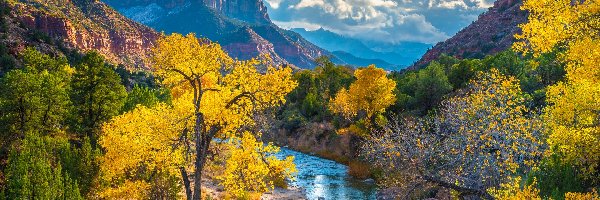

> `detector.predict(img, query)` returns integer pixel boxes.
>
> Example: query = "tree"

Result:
[70,51,126,146]
[284,57,353,121]
[391,62,453,116]
[99,33,297,199]
[217,132,296,198]
[330,65,396,123]
[412,62,453,114]
[121,84,170,113]
[514,0,600,180]
[4,133,83,200]
[99,103,187,199]
[363,70,544,198]
[0,48,71,143]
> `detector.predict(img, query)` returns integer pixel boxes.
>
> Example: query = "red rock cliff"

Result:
[11,0,161,69]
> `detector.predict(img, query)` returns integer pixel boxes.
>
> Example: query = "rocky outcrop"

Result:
[411,0,527,69]
[202,0,270,24]
[105,0,332,69]
[104,0,271,24]
[9,0,161,69]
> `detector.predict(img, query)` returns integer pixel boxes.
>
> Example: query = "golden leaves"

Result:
[217,132,296,197]
[330,65,397,120]
[100,33,298,197]
[516,0,600,176]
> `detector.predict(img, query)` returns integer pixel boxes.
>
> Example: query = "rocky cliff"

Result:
[105,0,333,69]
[202,0,270,24]
[411,0,527,69]
[5,0,161,69]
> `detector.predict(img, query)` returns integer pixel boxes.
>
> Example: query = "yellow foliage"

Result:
[152,33,297,138]
[515,0,600,176]
[330,65,396,120]
[99,180,150,200]
[217,132,296,198]
[488,176,541,200]
[100,33,298,198]
[99,103,189,198]
[565,189,600,200]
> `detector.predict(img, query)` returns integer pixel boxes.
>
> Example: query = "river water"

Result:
[275,147,378,200]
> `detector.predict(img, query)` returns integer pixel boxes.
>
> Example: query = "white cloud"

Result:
[264,0,284,9]
[264,0,494,44]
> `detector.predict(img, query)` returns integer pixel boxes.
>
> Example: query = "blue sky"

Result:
[263,0,495,44]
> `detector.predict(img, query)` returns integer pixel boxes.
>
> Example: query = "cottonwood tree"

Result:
[99,33,297,199]
[514,0,600,179]
[217,132,296,197]
[330,65,396,137]
[363,70,544,198]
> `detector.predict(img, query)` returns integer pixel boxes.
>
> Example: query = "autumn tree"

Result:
[218,132,296,198]
[99,33,297,199]
[70,51,126,146]
[99,103,188,199]
[363,70,544,198]
[330,65,396,125]
[514,0,600,180]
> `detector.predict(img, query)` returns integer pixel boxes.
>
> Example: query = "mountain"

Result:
[104,0,334,69]
[331,51,397,70]
[2,0,161,69]
[411,0,527,69]
[292,28,432,69]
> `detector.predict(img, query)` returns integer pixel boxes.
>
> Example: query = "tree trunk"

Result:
[181,167,192,200]
[192,113,203,200]
[192,113,211,200]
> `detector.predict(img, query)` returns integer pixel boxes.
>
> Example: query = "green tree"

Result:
[70,51,126,146]
[413,62,453,114]
[0,49,71,141]
[448,59,481,88]
[4,134,83,200]
[122,85,171,113]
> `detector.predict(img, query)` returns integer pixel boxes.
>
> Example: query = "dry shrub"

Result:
[348,160,371,179]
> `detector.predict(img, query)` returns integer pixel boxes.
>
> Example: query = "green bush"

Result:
[528,151,589,200]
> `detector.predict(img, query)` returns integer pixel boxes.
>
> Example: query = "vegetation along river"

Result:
[276,147,378,200]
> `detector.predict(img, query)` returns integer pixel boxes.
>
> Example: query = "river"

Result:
[275,147,378,200]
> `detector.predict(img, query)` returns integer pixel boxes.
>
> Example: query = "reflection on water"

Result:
[275,147,378,200]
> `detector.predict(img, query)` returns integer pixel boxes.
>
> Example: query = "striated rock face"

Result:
[105,0,333,69]
[9,0,161,69]
[411,0,527,69]
[202,0,270,24]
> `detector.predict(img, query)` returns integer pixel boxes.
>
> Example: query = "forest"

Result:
[0,0,598,199]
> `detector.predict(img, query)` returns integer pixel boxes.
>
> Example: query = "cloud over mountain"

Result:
[264,0,495,44]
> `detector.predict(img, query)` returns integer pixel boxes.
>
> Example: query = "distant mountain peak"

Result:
[104,0,333,69]
[202,0,270,24]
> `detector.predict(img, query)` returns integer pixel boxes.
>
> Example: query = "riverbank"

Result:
[201,178,307,200]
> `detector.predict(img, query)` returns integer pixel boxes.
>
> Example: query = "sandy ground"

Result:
[200,179,307,200]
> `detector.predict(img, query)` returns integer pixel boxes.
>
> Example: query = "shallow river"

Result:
[275,147,378,200]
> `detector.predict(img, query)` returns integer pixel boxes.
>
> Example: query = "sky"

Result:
[263,0,496,44]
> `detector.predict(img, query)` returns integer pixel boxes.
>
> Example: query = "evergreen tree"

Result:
[70,51,126,147]
[4,134,83,200]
